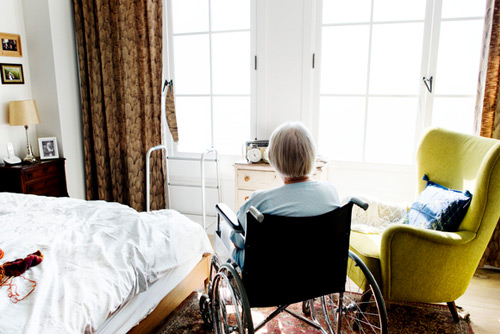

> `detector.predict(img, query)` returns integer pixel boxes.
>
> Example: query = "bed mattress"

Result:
[0,192,212,334]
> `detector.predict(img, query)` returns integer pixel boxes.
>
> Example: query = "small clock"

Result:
[246,144,262,163]
[244,140,269,163]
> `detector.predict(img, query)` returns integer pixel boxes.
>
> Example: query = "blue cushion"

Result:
[404,175,472,231]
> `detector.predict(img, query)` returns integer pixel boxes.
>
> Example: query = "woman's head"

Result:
[268,122,316,178]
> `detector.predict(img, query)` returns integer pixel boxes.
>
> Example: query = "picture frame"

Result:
[38,137,59,160]
[0,33,22,57]
[0,63,24,84]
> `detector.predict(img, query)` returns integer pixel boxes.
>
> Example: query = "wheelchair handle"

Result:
[349,197,369,211]
[248,206,264,223]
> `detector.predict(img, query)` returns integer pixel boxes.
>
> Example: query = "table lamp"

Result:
[8,100,41,163]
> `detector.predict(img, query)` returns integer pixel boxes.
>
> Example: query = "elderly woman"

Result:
[230,122,340,268]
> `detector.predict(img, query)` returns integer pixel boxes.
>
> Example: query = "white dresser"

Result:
[234,161,329,208]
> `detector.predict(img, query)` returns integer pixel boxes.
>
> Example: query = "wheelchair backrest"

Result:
[242,202,354,308]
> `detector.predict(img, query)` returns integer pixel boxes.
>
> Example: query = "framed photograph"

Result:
[38,137,59,160]
[0,63,24,84]
[0,33,22,57]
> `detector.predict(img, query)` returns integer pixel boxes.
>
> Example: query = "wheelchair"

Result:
[199,199,388,334]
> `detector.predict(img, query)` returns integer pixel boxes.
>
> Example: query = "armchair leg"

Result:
[447,301,460,322]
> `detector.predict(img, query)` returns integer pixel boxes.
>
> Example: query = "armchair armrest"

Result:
[382,224,476,246]
[380,224,477,302]
[216,203,244,234]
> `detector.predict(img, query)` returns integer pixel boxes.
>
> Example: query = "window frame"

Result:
[163,0,258,158]
[313,0,487,167]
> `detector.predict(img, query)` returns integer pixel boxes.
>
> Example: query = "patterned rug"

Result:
[152,291,473,334]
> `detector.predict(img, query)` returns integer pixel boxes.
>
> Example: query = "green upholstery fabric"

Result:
[349,232,382,287]
[349,127,500,304]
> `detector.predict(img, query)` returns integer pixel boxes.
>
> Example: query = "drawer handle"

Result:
[244,176,250,182]
[244,196,249,201]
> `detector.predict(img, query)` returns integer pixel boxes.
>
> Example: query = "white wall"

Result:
[45,0,85,199]
[0,0,35,162]
[0,0,85,199]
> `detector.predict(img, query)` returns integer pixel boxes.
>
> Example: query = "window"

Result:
[317,0,487,165]
[166,0,254,155]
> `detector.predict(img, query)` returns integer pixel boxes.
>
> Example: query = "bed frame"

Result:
[128,253,211,333]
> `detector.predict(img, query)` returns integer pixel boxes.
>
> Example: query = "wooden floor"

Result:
[456,267,500,334]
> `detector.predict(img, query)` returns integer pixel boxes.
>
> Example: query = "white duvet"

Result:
[0,192,212,334]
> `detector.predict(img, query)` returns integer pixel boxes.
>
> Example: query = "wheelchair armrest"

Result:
[216,203,244,234]
[349,197,369,211]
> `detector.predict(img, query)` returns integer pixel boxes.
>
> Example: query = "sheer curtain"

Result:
[73,0,165,211]
[476,0,500,267]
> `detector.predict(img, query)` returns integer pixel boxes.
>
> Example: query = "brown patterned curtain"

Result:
[477,0,500,267]
[73,0,166,211]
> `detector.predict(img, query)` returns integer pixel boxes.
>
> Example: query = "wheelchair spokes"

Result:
[337,252,387,334]
[211,263,254,334]
[304,254,386,334]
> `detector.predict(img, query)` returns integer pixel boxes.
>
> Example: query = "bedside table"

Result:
[0,158,68,197]
[234,161,328,207]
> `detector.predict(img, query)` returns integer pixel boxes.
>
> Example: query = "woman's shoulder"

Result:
[308,180,337,189]
[250,186,282,200]
[309,180,340,197]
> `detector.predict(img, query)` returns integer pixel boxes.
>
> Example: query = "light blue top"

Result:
[230,180,340,268]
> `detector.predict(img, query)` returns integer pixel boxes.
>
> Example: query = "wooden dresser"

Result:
[0,158,68,197]
[234,161,328,208]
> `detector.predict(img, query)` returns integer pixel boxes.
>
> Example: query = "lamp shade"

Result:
[8,100,40,126]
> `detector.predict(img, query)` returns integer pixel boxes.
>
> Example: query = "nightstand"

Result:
[0,158,68,197]
[234,161,328,207]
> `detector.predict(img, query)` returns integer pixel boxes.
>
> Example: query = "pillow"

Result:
[403,175,472,231]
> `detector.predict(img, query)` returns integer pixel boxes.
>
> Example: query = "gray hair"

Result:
[268,122,316,178]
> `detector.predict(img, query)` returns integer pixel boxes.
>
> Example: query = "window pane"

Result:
[176,97,211,153]
[434,20,483,95]
[212,32,250,94]
[321,25,370,95]
[173,35,211,95]
[365,97,418,164]
[442,0,487,19]
[171,0,209,34]
[432,97,475,135]
[213,97,250,154]
[318,97,365,162]
[322,0,371,24]
[211,0,250,31]
[369,23,424,95]
[373,0,426,22]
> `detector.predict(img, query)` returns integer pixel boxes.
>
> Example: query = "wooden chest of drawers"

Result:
[0,158,68,197]
[234,161,328,208]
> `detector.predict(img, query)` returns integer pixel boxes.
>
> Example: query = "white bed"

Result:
[0,192,212,334]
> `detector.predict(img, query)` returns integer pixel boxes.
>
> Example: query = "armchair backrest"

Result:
[416,127,500,237]
[241,202,354,308]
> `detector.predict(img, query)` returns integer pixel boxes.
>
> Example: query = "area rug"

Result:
[152,291,473,334]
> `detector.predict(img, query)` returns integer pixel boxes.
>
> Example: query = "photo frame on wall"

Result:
[38,137,59,160]
[0,63,24,84]
[0,33,22,57]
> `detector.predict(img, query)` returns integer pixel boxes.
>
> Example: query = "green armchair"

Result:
[348,127,500,321]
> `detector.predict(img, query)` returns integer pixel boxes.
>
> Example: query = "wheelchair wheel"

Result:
[322,251,387,334]
[211,263,254,334]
